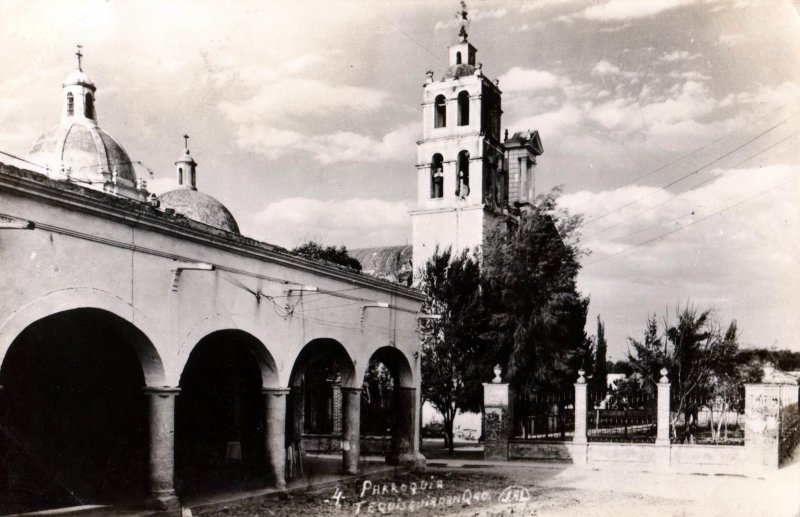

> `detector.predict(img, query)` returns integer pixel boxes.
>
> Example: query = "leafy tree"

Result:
[626,306,746,443]
[419,246,488,452]
[626,314,666,396]
[482,188,592,397]
[361,360,395,436]
[292,241,362,271]
[607,360,633,376]
[592,316,608,399]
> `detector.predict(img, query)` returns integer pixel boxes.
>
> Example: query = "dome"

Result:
[159,188,240,234]
[27,120,137,187]
[444,63,475,80]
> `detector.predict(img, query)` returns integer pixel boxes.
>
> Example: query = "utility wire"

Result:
[583,176,797,267]
[582,110,800,227]
[569,105,789,213]
[581,129,800,243]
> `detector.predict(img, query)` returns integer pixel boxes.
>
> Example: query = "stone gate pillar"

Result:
[387,387,426,469]
[744,383,782,468]
[341,387,361,474]
[573,370,588,465]
[655,368,671,467]
[143,386,180,511]
[483,365,511,461]
[263,388,290,488]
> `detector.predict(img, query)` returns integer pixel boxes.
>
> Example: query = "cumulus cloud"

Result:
[565,163,799,351]
[244,197,412,248]
[497,67,568,92]
[592,60,623,76]
[580,0,694,21]
[219,78,388,121]
[231,122,417,164]
[661,50,701,62]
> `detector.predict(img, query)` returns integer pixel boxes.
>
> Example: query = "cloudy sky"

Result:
[1,0,798,358]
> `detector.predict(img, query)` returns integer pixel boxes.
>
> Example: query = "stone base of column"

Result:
[571,441,588,465]
[145,491,180,512]
[654,442,671,468]
[386,451,427,471]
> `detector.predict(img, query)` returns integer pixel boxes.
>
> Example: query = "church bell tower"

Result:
[410,13,509,277]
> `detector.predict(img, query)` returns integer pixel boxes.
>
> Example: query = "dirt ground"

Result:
[193,461,799,517]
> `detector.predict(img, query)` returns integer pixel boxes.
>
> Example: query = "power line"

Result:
[582,110,800,228]
[581,129,800,243]
[583,176,797,267]
[569,105,789,213]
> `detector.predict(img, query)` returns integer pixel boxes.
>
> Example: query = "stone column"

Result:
[654,368,672,467]
[572,370,588,465]
[263,388,290,489]
[143,386,180,511]
[744,383,782,468]
[387,387,426,469]
[341,387,361,475]
[483,365,511,461]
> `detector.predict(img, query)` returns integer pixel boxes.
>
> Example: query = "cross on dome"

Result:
[183,134,190,149]
[76,44,83,71]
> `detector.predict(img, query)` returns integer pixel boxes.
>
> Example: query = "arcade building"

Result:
[0,50,425,512]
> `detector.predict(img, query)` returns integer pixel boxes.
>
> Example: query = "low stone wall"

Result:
[508,440,574,462]
[302,434,392,455]
[484,371,798,473]
[302,433,342,454]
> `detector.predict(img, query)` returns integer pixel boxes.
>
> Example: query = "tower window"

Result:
[178,167,184,185]
[456,51,462,64]
[430,154,444,199]
[456,150,470,198]
[434,95,446,128]
[84,93,94,119]
[191,169,196,187]
[457,91,470,126]
[66,93,74,116]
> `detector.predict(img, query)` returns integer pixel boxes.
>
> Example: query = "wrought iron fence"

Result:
[670,394,745,445]
[513,392,575,441]
[587,390,657,443]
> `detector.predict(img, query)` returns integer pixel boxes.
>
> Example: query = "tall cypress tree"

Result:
[593,315,608,399]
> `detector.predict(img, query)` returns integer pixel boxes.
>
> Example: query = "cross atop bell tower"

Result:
[76,44,83,71]
[458,1,469,42]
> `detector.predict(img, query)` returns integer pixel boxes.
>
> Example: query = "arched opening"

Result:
[456,51,462,64]
[456,150,470,198]
[457,91,470,126]
[434,95,446,128]
[361,347,416,465]
[66,93,74,117]
[288,339,357,476]
[175,330,271,496]
[0,309,152,511]
[430,154,444,199]
[84,93,94,119]
[178,167,184,185]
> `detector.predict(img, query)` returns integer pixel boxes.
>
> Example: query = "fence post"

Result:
[655,367,671,468]
[573,369,588,465]
[483,365,511,461]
